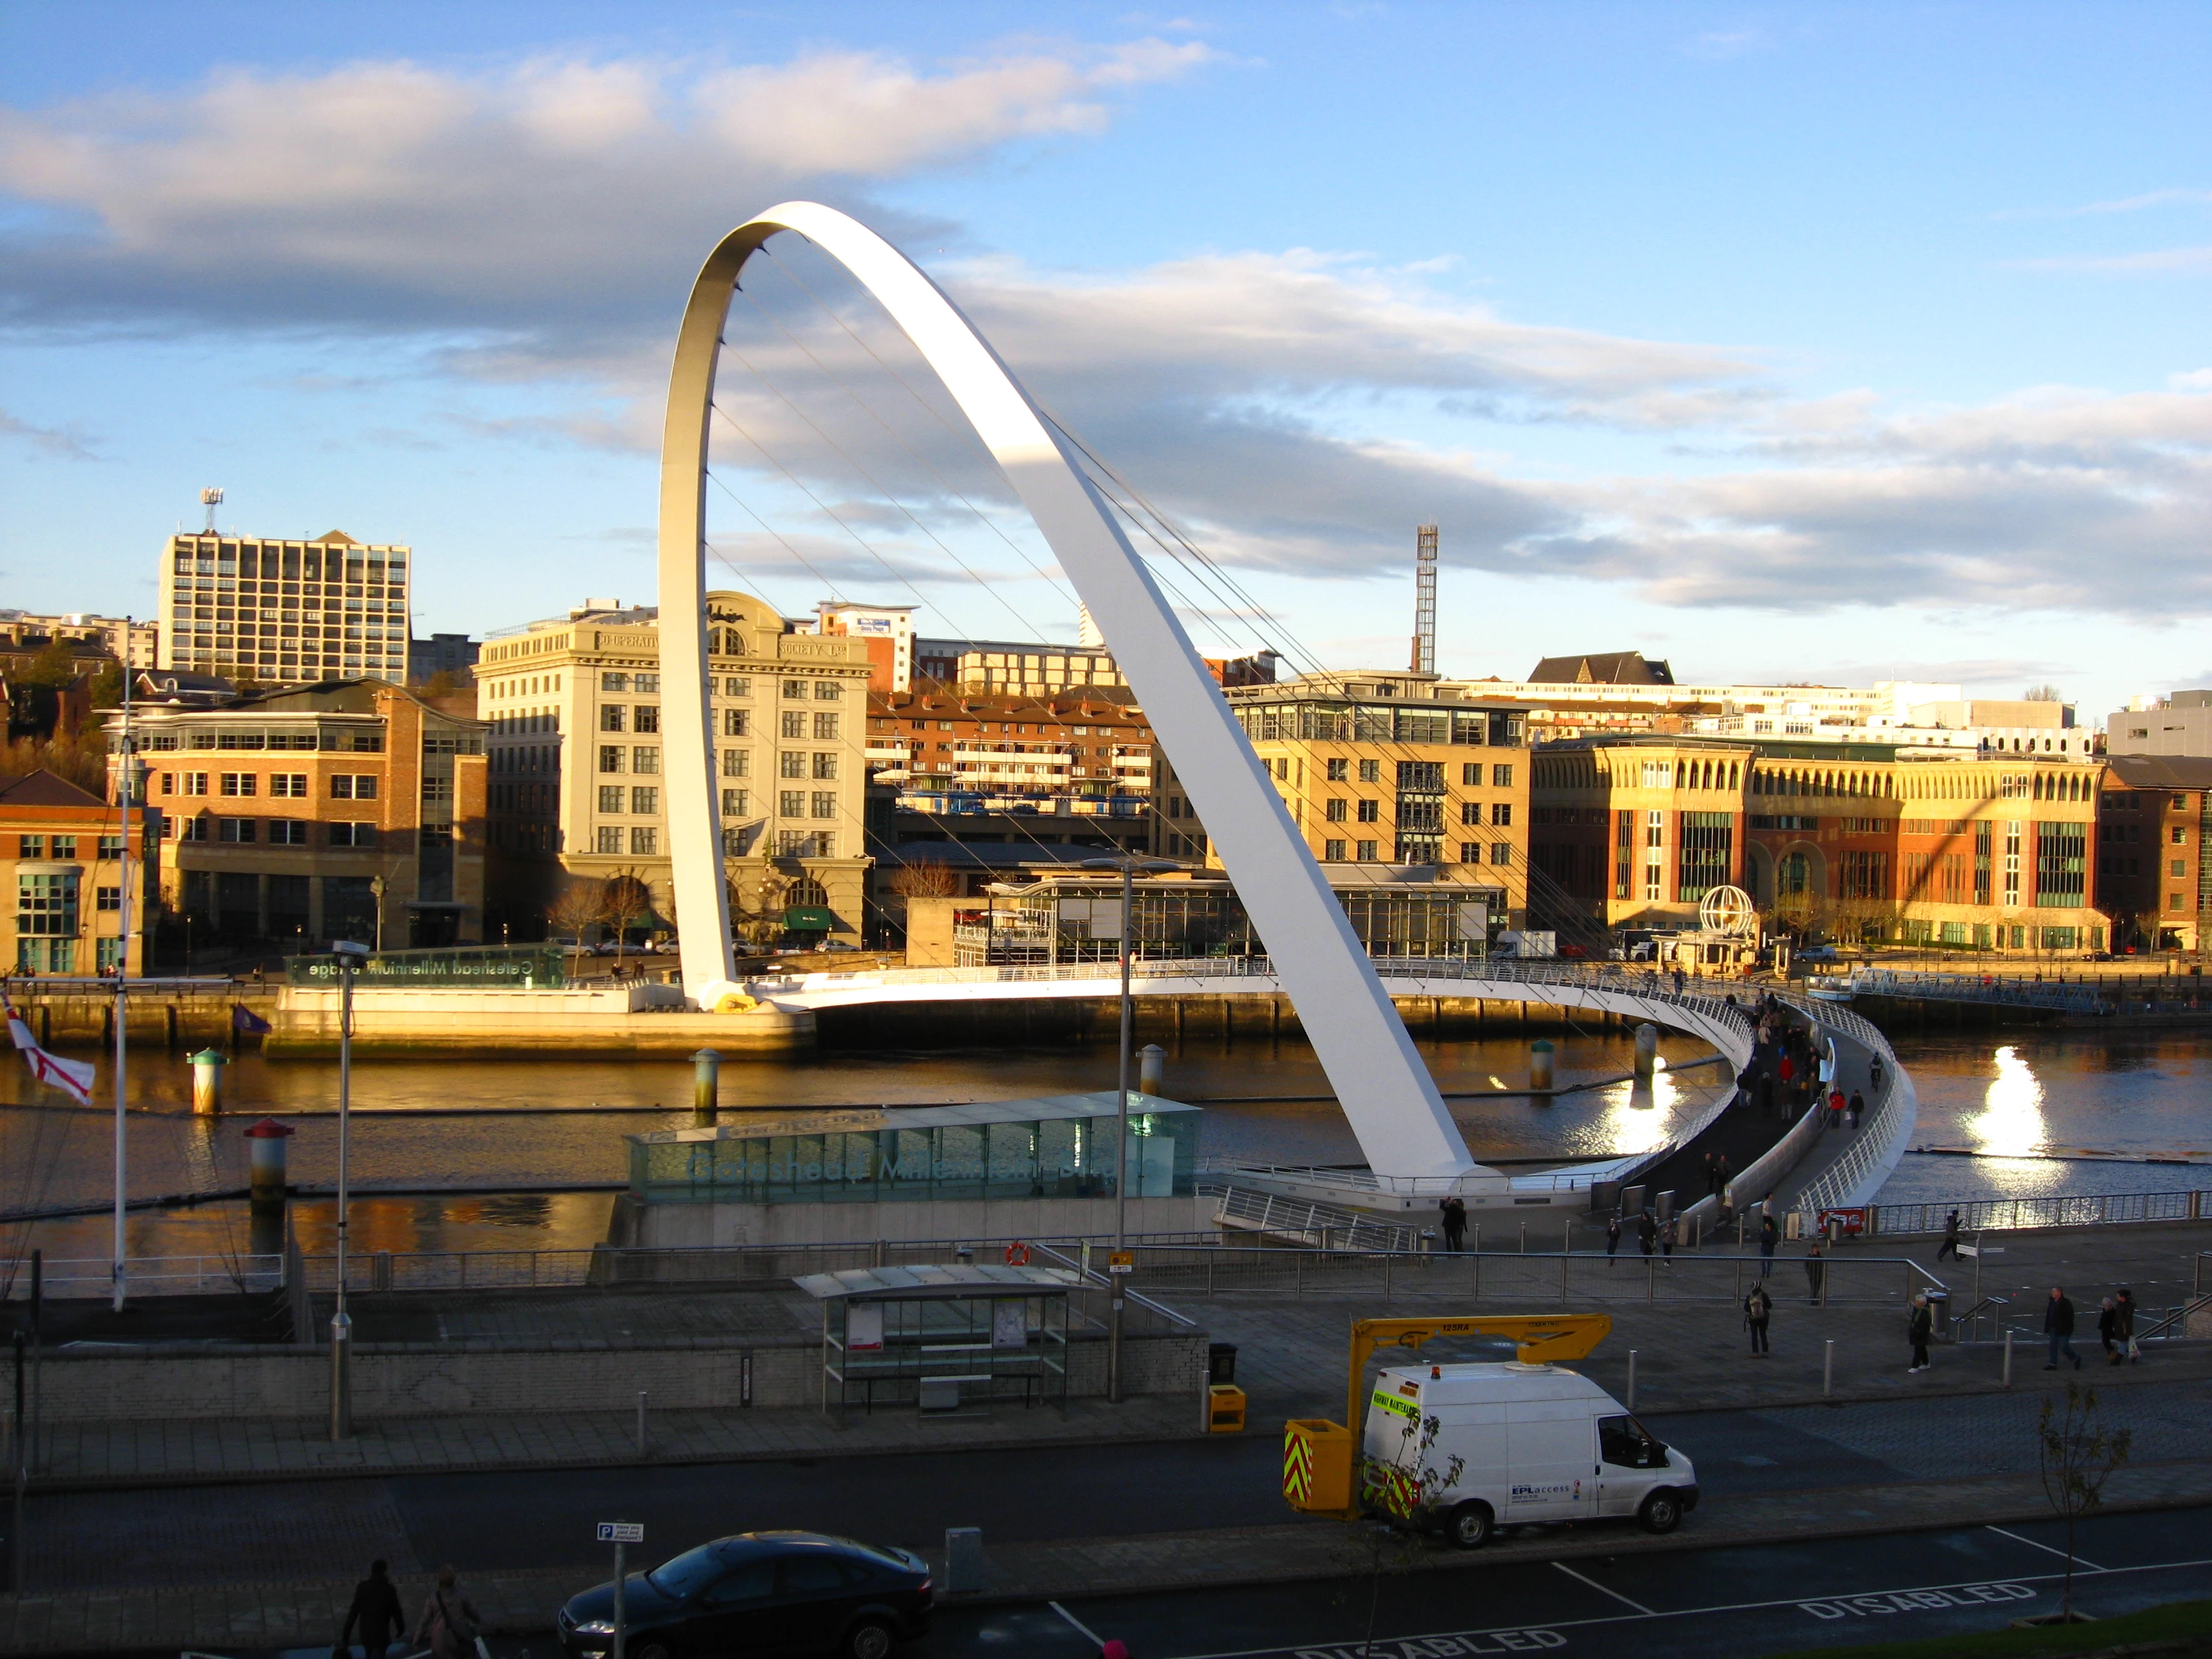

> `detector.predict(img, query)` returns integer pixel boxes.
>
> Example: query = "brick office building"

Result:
[2097,755,2212,951]
[1,771,158,975]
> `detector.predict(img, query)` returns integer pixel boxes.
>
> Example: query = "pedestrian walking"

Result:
[2043,1286,2083,1370]
[1660,1215,1676,1261]
[413,1568,483,1659]
[1672,966,1687,997]
[1702,1153,1717,1196]
[2117,1286,2142,1364]
[1637,1210,1657,1258]
[1805,1243,1826,1304]
[1908,1294,1933,1372]
[1715,1153,1732,1197]
[1847,1089,1865,1131]
[338,1559,405,1659]
[1758,1213,1778,1264]
[1744,1282,1773,1355]
[1757,1073,1776,1116]
[2097,1296,2121,1365]
[1935,1209,1962,1262]
[1605,1214,1622,1265]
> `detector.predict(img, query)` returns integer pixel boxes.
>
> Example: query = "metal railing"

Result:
[1843,969,2106,1013]
[0,1253,284,1298]
[1866,1189,2211,1236]
[1780,989,1917,1218]
[1208,1185,1418,1252]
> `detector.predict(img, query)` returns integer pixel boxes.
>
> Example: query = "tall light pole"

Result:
[1081,854,1177,1404]
[329,939,367,1439]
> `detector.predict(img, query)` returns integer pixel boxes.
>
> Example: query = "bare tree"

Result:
[2024,683,2065,703]
[2037,1381,2131,1620]
[546,879,613,948]
[602,871,657,967]
[886,858,959,900]
[730,867,793,954]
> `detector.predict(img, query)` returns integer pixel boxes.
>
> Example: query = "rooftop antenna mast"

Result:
[200,487,224,534]
[1410,523,1437,674]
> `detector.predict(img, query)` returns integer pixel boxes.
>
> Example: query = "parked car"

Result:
[557,1532,932,1659]
[1795,944,1841,962]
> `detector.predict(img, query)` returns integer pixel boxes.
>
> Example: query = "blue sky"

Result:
[3,2,2207,718]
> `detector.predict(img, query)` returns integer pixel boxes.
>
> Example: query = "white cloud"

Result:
[2011,246,2212,275]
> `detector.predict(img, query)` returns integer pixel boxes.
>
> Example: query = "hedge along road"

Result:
[907,1508,2212,1659]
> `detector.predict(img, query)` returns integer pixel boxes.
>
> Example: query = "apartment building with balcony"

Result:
[125,680,485,951]
[158,529,410,683]
[478,591,873,945]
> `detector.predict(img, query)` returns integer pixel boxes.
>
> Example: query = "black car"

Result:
[556,1531,933,1659]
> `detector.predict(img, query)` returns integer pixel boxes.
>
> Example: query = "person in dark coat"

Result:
[1908,1294,1933,1372]
[2117,1286,2141,1364]
[1847,1089,1865,1130]
[1744,1282,1772,1354]
[339,1559,405,1659]
[1805,1243,1826,1304]
[1936,1210,1962,1261]
[2044,1287,2082,1370]
[1637,1210,1657,1258]
[1758,1213,1778,1263]
[2097,1296,2121,1364]
[1605,1214,1622,1265]
[1439,1195,1467,1252]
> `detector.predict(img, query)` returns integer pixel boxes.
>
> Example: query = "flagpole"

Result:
[112,634,133,1313]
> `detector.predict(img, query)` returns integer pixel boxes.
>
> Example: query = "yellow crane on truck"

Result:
[1282,1313,1613,1521]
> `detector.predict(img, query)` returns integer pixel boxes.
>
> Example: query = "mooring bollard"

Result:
[1824,1338,1834,1396]
[1634,1023,1658,1082]
[1530,1038,1555,1092]
[243,1118,294,1213]
[1626,1349,1638,1410]
[2003,1330,2013,1389]
[692,1048,721,1126]
[1139,1044,1166,1096]
[190,1048,226,1115]
[636,1390,649,1455]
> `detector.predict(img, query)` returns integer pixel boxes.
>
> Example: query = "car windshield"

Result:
[646,1544,727,1600]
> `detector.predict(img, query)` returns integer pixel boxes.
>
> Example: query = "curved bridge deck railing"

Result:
[1843,968,2104,1014]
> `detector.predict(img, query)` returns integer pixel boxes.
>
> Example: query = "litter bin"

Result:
[1926,1289,1950,1340]
[1208,1343,1238,1385]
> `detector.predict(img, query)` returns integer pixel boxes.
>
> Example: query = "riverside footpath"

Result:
[4,1218,2210,1655]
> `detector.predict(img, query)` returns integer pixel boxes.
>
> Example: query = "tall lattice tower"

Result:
[1410,523,1438,674]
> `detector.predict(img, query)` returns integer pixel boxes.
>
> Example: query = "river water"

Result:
[1,1023,2205,1267]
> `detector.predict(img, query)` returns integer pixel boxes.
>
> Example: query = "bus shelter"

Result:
[794,1263,1076,1418]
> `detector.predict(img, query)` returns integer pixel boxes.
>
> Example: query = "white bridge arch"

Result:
[655,201,1476,1180]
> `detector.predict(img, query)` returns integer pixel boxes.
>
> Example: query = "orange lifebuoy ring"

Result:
[1004,1241,1031,1267]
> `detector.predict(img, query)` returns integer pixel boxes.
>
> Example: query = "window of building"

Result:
[1490,841,1512,865]
[2035,823,2087,907]
[783,679,809,700]
[1492,764,1514,788]
[724,677,750,698]
[1324,839,1347,861]
[1357,799,1380,823]
[330,775,378,799]
[628,786,658,816]
[634,706,659,735]
[268,773,307,798]
[1490,802,1513,826]
[1326,798,1348,823]
[780,710,806,739]
[811,792,837,819]
[815,680,842,701]
[600,672,630,691]
[813,712,840,741]
[1357,759,1380,784]
[98,835,123,858]
[219,773,258,797]
[1326,758,1349,781]
[780,752,806,779]
[600,705,627,732]
[724,709,750,737]
[779,790,806,818]
[329,823,378,848]
[630,827,657,855]
[598,785,625,813]
[1677,811,1733,903]
[722,789,749,817]
[1355,839,1378,861]
[722,750,750,777]
[631,746,659,775]
[95,884,121,912]
[598,745,624,774]
[422,777,453,804]
[635,674,659,693]
[15,835,43,858]
[596,825,622,854]
[218,817,256,843]
[269,821,309,846]
[813,753,838,780]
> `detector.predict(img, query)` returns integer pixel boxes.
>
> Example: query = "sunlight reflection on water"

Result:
[1966,1044,2048,1158]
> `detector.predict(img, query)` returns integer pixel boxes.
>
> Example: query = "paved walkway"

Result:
[9,1452,2212,1655]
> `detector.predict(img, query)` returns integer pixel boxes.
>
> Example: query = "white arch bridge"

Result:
[741,959,1916,1218]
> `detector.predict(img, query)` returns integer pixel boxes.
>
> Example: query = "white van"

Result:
[1360,1360,1698,1549]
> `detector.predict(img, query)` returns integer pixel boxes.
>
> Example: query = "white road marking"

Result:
[1155,1555,2212,1659]
[1052,1599,1107,1646]
[1552,1559,1656,1614]
[1985,1524,2104,1572]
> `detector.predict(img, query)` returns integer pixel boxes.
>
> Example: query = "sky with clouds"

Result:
[2,1,2207,720]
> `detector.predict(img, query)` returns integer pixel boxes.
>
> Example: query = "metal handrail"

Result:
[0,1252,283,1298]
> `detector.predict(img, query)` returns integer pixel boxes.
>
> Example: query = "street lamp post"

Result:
[1081,854,1178,1404]
[329,939,367,1439]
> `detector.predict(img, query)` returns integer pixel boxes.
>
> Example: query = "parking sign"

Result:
[597,1521,644,1544]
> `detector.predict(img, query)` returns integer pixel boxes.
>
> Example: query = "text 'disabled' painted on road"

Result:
[1799,1582,2035,1620]
[1294,1634,1568,1658]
